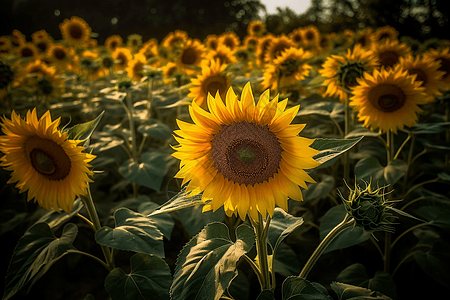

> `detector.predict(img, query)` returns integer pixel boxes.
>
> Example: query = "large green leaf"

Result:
[330,282,392,300]
[148,186,206,216]
[354,157,408,186]
[268,208,304,254]
[3,223,78,300]
[170,222,255,300]
[66,111,105,143]
[138,200,175,240]
[95,208,164,257]
[105,253,171,300]
[119,150,167,191]
[137,120,172,140]
[34,198,84,231]
[256,290,276,300]
[311,137,363,167]
[282,276,332,300]
[273,242,301,277]
[319,205,370,253]
[176,204,225,237]
[336,263,397,300]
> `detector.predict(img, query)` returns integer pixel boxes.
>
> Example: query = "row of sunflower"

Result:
[1,15,450,300]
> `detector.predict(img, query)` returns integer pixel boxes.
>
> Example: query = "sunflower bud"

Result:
[339,181,396,233]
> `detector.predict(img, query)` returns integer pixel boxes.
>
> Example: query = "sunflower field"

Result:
[1,9,450,300]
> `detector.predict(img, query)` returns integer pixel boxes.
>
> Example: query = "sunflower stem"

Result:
[126,91,139,162]
[299,213,353,279]
[250,214,273,291]
[80,186,115,271]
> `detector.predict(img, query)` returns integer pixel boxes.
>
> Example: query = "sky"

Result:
[260,0,311,15]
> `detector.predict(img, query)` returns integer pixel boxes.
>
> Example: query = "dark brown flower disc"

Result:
[210,121,282,185]
[369,83,406,112]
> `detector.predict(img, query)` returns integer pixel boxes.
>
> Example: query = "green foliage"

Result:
[137,120,172,140]
[330,282,392,300]
[3,223,78,300]
[282,276,332,300]
[354,157,408,186]
[66,111,105,144]
[170,222,255,300]
[311,137,363,167]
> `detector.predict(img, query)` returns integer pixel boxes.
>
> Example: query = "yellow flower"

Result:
[247,21,266,37]
[349,67,427,134]
[373,25,399,42]
[0,109,95,212]
[105,35,123,52]
[398,55,446,102]
[47,43,73,70]
[176,39,205,75]
[302,25,321,49]
[242,35,259,52]
[161,62,178,85]
[354,28,375,49]
[289,27,305,47]
[262,47,312,92]
[172,82,320,221]
[112,47,133,71]
[31,30,54,53]
[255,34,275,68]
[319,45,379,102]
[188,59,230,109]
[205,34,219,51]
[126,53,147,82]
[423,47,450,87]
[162,30,188,51]
[204,44,237,65]
[218,32,241,52]
[264,35,295,63]
[126,34,143,52]
[16,42,39,59]
[59,16,92,47]
[371,39,412,69]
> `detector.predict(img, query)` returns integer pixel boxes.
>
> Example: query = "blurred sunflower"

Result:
[218,32,241,52]
[242,35,259,52]
[349,67,427,133]
[59,16,92,47]
[105,35,123,52]
[126,34,143,53]
[204,44,237,65]
[262,47,312,92]
[23,60,62,94]
[126,53,147,82]
[371,39,412,69]
[373,25,399,42]
[161,62,178,85]
[0,109,95,212]
[205,34,219,51]
[256,34,274,67]
[138,42,159,66]
[0,36,13,54]
[47,43,73,70]
[162,30,188,51]
[112,47,133,71]
[423,47,450,87]
[16,42,39,59]
[172,82,320,221]
[319,45,379,102]
[31,30,54,53]
[289,27,304,47]
[354,28,375,49]
[176,39,205,75]
[398,55,446,102]
[264,35,295,63]
[11,29,26,47]
[188,59,230,109]
[247,20,265,37]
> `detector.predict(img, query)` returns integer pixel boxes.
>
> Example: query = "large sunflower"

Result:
[349,67,427,134]
[172,82,320,221]
[0,109,95,212]
[319,45,379,102]
[59,16,92,47]
[262,47,312,92]
[398,55,446,103]
[188,59,230,109]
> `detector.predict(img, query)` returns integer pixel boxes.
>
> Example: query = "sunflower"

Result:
[59,16,92,47]
[218,32,241,52]
[162,30,189,51]
[289,28,305,47]
[242,35,259,52]
[22,60,62,94]
[262,47,312,92]
[105,35,123,52]
[112,47,133,71]
[371,39,412,69]
[176,39,205,75]
[16,42,39,59]
[256,34,275,67]
[349,67,427,134]
[188,59,230,109]
[264,35,295,63]
[126,34,143,53]
[354,28,375,49]
[172,82,320,221]
[0,108,95,212]
[31,30,54,53]
[423,47,450,87]
[398,55,446,102]
[247,21,266,37]
[0,36,13,54]
[138,42,159,66]
[319,45,379,102]
[47,43,73,70]
[205,34,219,51]
[373,25,399,42]
[126,53,147,82]
[11,29,26,47]
[302,25,321,49]
[161,62,178,85]
[204,44,237,65]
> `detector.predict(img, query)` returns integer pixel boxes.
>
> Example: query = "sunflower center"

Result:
[69,25,83,39]
[210,122,282,185]
[338,63,366,88]
[26,136,71,180]
[37,42,47,52]
[409,68,428,86]
[54,49,66,60]
[305,31,315,41]
[203,75,227,97]
[378,51,399,67]
[369,84,406,112]
[280,59,299,77]
[181,47,198,65]
[21,47,34,57]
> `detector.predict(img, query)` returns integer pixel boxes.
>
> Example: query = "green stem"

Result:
[80,186,115,271]
[250,214,272,291]
[299,214,354,279]
[66,249,110,270]
[126,91,138,161]
[393,134,411,160]
[386,130,394,164]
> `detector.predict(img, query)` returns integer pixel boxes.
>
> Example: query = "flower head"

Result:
[0,109,96,212]
[172,82,320,222]
[59,16,92,47]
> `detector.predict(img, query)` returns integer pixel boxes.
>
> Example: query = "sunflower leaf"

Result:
[170,222,255,300]
[268,208,304,254]
[95,208,164,257]
[34,198,84,231]
[148,186,207,216]
[137,120,172,140]
[282,276,332,300]
[3,222,78,300]
[66,110,105,142]
[330,282,393,300]
[104,253,171,300]
[354,157,408,186]
[311,137,363,167]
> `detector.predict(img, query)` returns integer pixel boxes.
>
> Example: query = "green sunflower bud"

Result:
[339,181,396,233]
